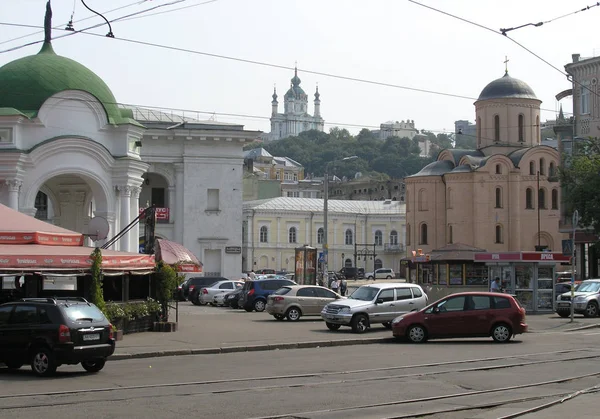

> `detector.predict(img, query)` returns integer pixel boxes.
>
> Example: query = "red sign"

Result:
[474,253,521,262]
[139,207,170,221]
[0,254,154,270]
[0,232,83,246]
[475,252,571,262]
[521,252,571,262]
[178,264,202,272]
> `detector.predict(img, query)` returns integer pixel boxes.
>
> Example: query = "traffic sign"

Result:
[562,239,573,257]
[318,252,324,263]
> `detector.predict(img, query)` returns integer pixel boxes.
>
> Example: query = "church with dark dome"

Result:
[404,69,565,258]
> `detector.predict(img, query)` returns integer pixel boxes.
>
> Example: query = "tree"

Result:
[560,137,600,237]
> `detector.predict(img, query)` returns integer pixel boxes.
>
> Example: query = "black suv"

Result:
[239,278,296,312]
[188,277,229,305]
[0,297,115,377]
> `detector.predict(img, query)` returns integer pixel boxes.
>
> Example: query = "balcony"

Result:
[384,243,404,253]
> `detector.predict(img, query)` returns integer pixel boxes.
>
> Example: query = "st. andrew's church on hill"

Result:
[405,69,565,255]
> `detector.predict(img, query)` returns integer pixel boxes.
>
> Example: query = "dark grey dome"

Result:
[478,72,538,101]
[408,160,454,177]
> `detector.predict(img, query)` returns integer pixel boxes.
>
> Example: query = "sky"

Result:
[0,0,597,136]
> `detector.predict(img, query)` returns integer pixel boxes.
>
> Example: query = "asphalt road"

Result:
[2,327,600,419]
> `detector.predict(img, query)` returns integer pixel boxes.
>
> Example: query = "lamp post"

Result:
[323,156,358,284]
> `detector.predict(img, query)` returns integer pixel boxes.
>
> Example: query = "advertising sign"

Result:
[295,246,317,285]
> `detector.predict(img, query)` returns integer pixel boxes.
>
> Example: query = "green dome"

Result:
[0,42,133,125]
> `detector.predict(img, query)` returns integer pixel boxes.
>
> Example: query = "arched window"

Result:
[529,161,535,175]
[374,259,383,270]
[526,188,534,209]
[495,164,502,174]
[495,225,503,244]
[406,190,410,212]
[345,229,353,245]
[495,187,502,208]
[518,114,524,142]
[418,188,428,211]
[407,224,411,245]
[390,230,398,245]
[539,158,546,175]
[317,227,324,244]
[345,259,353,268]
[259,226,268,243]
[34,191,48,220]
[420,223,428,245]
[288,227,297,243]
[552,189,559,210]
[446,187,453,209]
[494,115,500,142]
[549,162,556,177]
[374,230,383,246]
[477,117,482,147]
[538,188,546,209]
[448,225,453,244]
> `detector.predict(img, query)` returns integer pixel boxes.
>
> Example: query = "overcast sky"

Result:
[0,0,596,136]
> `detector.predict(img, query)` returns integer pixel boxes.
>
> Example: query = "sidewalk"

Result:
[111,304,600,361]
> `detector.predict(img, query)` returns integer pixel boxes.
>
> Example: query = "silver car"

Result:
[556,279,600,318]
[198,280,243,305]
[321,283,428,333]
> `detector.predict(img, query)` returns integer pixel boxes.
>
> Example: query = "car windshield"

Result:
[576,282,600,293]
[349,286,378,301]
[63,304,105,322]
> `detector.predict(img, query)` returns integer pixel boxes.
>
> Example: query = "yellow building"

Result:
[242,197,406,274]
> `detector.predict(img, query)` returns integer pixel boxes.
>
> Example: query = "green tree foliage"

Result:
[154,261,179,321]
[454,132,477,149]
[89,248,106,313]
[560,138,600,236]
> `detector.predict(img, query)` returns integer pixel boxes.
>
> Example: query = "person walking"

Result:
[339,278,347,296]
[249,270,256,280]
[330,276,340,293]
[491,277,502,292]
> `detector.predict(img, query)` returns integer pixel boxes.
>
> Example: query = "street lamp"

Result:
[323,156,358,284]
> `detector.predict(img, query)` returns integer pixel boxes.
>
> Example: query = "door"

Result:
[296,287,319,315]
[394,288,416,314]
[463,295,493,335]
[372,288,396,322]
[424,295,467,338]
[4,305,39,360]
[315,287,339,312]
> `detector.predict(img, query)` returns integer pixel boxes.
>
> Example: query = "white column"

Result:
[130,187,141,253]
[117,185,132,252]
[5,179,22,211]
[174,163,184,244]
[167,185,176,225]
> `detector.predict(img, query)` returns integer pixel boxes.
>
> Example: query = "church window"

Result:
[494,115,500,142]
[374,230,383,246]
[317,227,324,244]
[419,223,428,245]
[495,164,502,174]
[406,224,411,245]
[477,117,482,148]
[549,162,556,177]
[418,188,428,211]
[448,225,453,244]
[495,187,502,208]
[529,161,535,175]
[525,188,534,209]
[538,188,546,209]
[551,189,559,210]
[288,227,297,243]
[34,191,48,220]
[518,114,524,142]
[345,229,353,245]
[539,158,545,175]
[495,225,503,244]
[260,226,268,243]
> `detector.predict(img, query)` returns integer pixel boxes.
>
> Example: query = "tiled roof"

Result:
[243,197,405,215]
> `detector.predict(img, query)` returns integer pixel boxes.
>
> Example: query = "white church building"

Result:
[0,10,260,278]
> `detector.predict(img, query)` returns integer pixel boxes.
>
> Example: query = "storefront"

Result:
[474,252,572,313]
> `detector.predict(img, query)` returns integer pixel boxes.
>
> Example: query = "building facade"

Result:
[405,71,565,256]
[242,197,406,274]
[373,120,418,141]
[0,23,260,278]
[565,53,600,139]
[266,68,324,141]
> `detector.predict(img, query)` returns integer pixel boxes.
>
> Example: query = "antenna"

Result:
[87,216,110,241]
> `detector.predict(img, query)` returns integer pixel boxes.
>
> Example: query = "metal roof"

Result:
[243,197,405,215]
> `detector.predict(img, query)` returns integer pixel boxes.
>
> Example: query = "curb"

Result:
[564,323,600,332]
[109,337,391,361]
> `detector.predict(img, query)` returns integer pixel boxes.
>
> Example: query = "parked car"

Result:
[197,280,242,305]
[556,279,600,318]
[224,288,244,309]
[179,275,214,301]
[0,297,115,376]
[320,283,428,333]
[365,268,395,280]
[339,267,364,280]
[266,285,343,321]
[255,269,276,275]
[391,292,527,343]
[188,277,229,305]
[239,278,296,312]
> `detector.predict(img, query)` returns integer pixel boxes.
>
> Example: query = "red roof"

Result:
[0,203,83,246]
[155,239,201,267]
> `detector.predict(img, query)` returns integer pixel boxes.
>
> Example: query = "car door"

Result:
[372,288,396,322]
[423,295,467,338]
[314,287,339,313]
[462,295,493,335]
[0,305,14,360]
[296,287,319,315]
[394,288,416,314]
[217,281,234,297]
[4,304,39,358]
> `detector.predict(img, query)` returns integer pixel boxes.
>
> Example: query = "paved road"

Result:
[2,309,600,418]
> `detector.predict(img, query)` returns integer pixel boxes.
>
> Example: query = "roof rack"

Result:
[20,297,89,304]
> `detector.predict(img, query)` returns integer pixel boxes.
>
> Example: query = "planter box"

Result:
[153,321,178,332]
[114,329,124,341]
[123,316,153,334]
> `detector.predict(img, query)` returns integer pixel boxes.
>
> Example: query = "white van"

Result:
[365,268,395,280]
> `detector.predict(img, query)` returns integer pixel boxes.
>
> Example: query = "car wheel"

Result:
[81,359,106,373]
[386,275,392,279]
[583,302,599,318]
[368,276,374,280]
[557,311,570,318]
[286,307,302,322]
[31,347,57,377]
[5,360,23,369]
[407,325,427,343]
[326,322,341,331]
[273,314,285,321]
[254,299,266,312]
[382,322,392,330]
[351,314,369,333]
[491,323,512,343]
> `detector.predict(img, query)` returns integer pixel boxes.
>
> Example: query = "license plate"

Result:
[83,333,100,341]
[558,303,570,307]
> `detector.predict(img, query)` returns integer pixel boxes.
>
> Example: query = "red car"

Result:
[392,292,527,343]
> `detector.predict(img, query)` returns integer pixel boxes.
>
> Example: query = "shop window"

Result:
[345,259,353,268]
[449,264,463,285]
[525,188,534,209]
[152,187,166,207]
[420,223,428,245]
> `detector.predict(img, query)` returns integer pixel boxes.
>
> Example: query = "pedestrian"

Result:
[249,270,256,280]
[491,277,501,292]
[339,278,347,296]
[330,276,340,293]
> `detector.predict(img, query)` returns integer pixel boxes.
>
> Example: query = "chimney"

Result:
[572,54,580,63]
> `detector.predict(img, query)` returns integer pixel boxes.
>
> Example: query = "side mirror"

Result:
[375,298,384,304]
[433,307,440,314]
